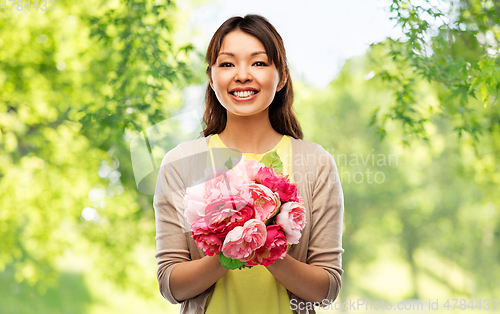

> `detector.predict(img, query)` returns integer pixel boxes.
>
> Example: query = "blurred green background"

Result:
[0,0,499,313]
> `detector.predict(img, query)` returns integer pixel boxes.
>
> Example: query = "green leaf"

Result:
[224,157,233,169]
[260,150,283,174]
[264,204,281,225]
[480,83,488,106]
[219,252,245,270]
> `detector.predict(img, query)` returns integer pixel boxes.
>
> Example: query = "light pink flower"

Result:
[232,156,265,183]
[184,181,207,225]
[248,224,287,266]
[184,165,248,224]
[238,183,281,221]
[191,218,223,256]
[204,195,254,237]
[275,202,306,244]
[221,219,267,261]
[204,167,244,204]
[255,167,299,202]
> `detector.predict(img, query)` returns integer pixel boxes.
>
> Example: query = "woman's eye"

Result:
[218,61,267,67]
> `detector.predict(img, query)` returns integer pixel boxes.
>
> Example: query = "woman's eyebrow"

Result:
[218,51,267,57]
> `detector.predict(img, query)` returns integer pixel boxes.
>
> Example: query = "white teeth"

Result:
[232,90,256,98]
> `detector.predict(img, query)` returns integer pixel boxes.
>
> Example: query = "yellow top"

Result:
[204,134,294,314]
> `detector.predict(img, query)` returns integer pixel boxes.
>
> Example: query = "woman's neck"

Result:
[218,111,283,154]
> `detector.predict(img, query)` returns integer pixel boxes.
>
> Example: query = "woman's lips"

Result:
[229,91,259,102]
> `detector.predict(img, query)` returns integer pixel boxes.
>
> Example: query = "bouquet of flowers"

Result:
[183,151,306,269]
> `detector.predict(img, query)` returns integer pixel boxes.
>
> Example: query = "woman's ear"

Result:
[209,77,214,91]
[277,77,287,92]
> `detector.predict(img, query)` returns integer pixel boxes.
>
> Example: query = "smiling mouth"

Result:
[230,90,259,98]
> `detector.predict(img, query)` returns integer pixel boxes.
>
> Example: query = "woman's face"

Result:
[210,30,284,118]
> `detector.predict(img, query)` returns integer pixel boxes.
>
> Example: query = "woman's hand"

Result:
[265,254,330,303]
[170,254,229,302]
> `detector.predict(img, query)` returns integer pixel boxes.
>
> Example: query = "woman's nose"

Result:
[234,66,252,83]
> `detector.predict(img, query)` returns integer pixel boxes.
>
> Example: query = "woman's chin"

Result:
[227,108,268,118]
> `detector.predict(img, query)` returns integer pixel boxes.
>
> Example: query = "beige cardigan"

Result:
[154,135,344,314]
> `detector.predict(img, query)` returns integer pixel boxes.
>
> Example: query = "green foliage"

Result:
[81,0,200,141]
[373,0,500,145]
[0,265,92,314]
[0,0,200,297]
[260,150,283,174]
[219,252,245,270]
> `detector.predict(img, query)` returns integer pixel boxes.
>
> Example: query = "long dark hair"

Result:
[201,14,303,139]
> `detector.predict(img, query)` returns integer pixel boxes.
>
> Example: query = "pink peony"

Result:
[221,219,267,261]
[184,181,208,225]
[255,167,299,202]
[238,183,281,221]
[191,218,223,256]
[248,224,287,266]
[232,156,265,183]
[204,195,254,237]
[204,166,244,204]
[275,202,306,244]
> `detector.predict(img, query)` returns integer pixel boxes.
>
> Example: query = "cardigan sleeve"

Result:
[153,149,191,304]
[306,144,344,303]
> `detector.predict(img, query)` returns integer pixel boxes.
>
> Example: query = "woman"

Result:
[154,14,344,314]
